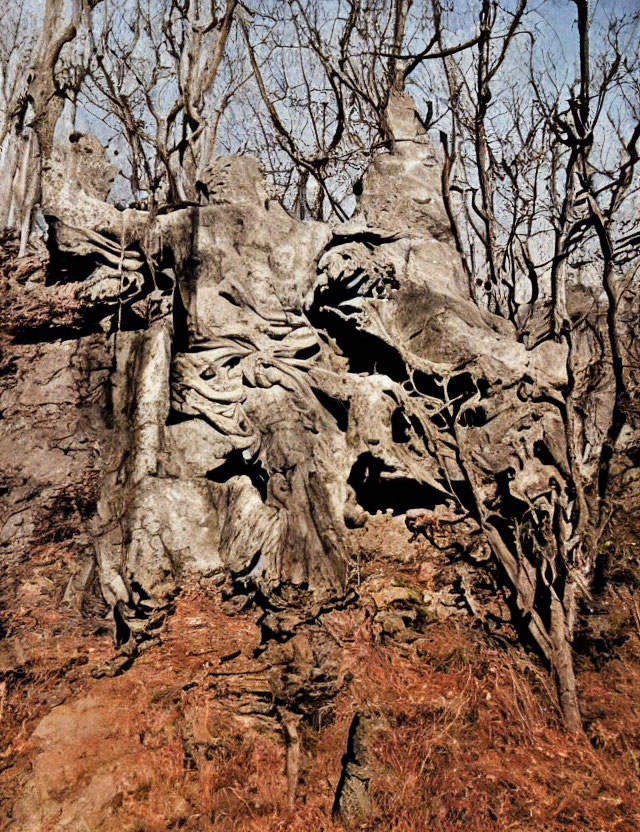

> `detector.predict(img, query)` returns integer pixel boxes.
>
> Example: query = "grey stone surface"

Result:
[2,93,629,691]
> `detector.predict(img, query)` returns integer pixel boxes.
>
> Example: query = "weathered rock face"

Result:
[40,137,353,611]
[3,94,616,687]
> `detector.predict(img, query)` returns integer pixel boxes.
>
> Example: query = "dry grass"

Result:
[356,635,640,832]
[4,540,640,831]
[114,594,640,832]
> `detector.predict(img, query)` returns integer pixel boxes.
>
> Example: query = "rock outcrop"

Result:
[1,94,627,729]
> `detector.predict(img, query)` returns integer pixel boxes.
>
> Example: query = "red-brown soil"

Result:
[1,512,640,832]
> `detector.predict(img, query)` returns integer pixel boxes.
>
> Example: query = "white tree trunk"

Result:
[0,133,21,233]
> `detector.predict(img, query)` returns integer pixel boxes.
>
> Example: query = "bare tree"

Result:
[429,0,640,731]
[81,0,240,208]
[0,0,102,253]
